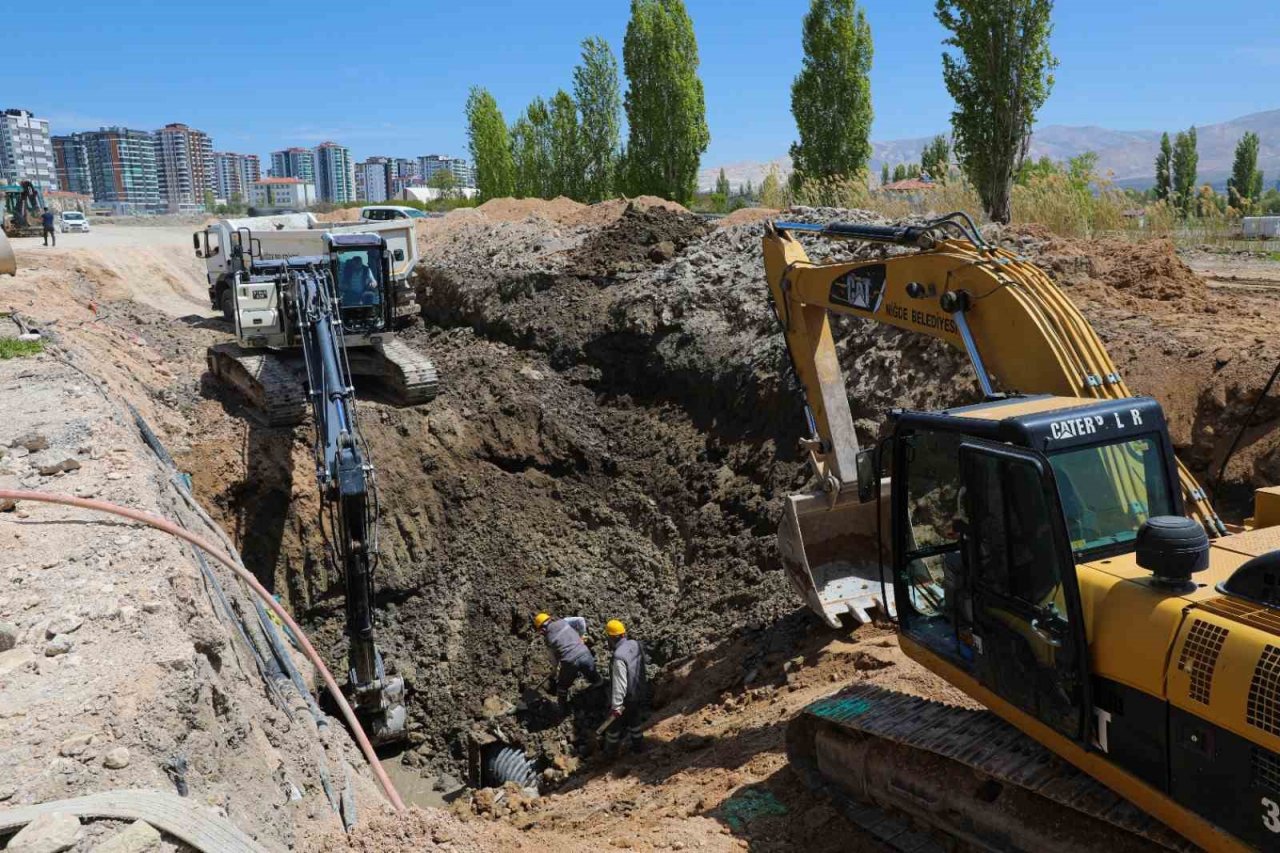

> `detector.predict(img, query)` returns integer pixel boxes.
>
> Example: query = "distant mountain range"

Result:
[700,109,1280,193]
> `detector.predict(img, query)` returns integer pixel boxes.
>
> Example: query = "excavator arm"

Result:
[764,216,1223,625]
[291,261,406,744]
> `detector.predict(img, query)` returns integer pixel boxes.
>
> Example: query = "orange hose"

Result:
[0,489,406,812]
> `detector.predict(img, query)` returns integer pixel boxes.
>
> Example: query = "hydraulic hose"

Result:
[0,489,406,813]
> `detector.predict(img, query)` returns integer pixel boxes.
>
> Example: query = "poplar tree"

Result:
[466,87,514,200]
[622,0,710,203]
[549,90,582,199]
[1228,131,1263,211]
[1154,132,1172,202]
[920,135,951,181]
[880,162,890,186]
[511,98,552,199]
[574,37,622,203]
[1171,126,1199,217]
[789,0,874,185]
[936,0,1057,222]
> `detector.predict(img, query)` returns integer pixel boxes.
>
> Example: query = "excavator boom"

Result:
[764,216,1223,627]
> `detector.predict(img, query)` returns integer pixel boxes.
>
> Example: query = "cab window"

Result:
[1049,435,1173,554]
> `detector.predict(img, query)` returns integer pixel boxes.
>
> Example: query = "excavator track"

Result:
[206,342,308,427]
[346,338,439,405]
[788,684,1194,853]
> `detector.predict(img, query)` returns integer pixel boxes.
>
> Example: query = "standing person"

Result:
[603,619,647,757]
[40,209,55,247]
[534,612,600,714]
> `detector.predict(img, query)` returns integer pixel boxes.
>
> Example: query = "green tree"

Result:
[203,189,216,211]
[1228,131,1264,211]
[466,87,515,200]
[920,134,951,181]
[715,168,730,197]
[891,164,905,182]
[936,0,1058,222]
[574,37,622,203]
[428,168,459,200]
[789,0,874,186]
[622,0,710,203]
[549,89,582,199]
[511,98,553,198]
[760,166,788,208]
[880,162,890,186]
[1171,126,1199,216]
[1154,132,1172,203]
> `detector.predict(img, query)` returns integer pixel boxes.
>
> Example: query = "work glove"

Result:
[609,707,623,719]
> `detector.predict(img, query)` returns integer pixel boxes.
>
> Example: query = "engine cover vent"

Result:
[1177,619,1228,704]
[1248,644,1280,736]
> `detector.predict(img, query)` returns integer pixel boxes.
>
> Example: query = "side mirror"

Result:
[192,233,203,257]
[856,448,879,504]
[393,248,406,262]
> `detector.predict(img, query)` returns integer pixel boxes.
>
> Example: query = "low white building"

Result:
[397,186,478,203]
[251,177,316,209]
[1243,216,1280,239]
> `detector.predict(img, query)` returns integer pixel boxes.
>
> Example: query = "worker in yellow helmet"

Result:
[534,611,601,715]
[603,618,648,757]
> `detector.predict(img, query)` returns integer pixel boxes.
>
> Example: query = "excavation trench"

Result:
[154,204,1280,794]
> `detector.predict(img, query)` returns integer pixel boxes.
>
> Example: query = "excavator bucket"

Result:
[0,231,15,276]
[778,481,893,628]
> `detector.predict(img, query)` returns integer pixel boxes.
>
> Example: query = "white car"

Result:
[359,205,428,222]
[59,211,90,233]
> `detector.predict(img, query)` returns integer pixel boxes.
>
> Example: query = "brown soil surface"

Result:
[8,203,1280,851]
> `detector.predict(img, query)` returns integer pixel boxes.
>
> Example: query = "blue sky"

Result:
[5,0,1279,167]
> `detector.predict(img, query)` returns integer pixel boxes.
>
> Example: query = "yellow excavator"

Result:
[766,214,1280,851]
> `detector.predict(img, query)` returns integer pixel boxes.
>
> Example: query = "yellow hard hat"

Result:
[534,613,551,629]
[605,619,626,638]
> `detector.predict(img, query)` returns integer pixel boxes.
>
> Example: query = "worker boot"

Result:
[630,735,645,755]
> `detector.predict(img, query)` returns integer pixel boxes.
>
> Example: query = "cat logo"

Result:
[829,264,887,312]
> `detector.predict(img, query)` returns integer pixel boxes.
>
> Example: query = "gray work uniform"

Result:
[542,617,599,703]
[605,636,647,750]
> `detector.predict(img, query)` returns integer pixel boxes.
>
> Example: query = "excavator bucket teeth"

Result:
[779,483,893,628]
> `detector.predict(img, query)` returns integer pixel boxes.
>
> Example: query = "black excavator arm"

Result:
[291,258,406,744]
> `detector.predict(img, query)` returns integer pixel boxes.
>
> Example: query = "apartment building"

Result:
[80,127,161,214]
[52,135,94,197]
[313,141,355,203]
[355,157,393,203]
[418,154,475,188]
[270,147,315,182]
[250,177,316,209]
[154,123,215,212]
[212,152,262,202]
[0,108,58,189]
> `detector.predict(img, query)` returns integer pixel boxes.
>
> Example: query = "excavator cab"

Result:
[328,233,391,335]
[883,395,1182,737]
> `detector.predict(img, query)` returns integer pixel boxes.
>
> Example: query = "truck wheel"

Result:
[220,288,235,323]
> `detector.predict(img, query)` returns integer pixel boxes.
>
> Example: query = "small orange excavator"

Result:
[766,214,1280,851]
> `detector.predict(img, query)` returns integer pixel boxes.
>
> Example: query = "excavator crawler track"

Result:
[206,342,308,427]
[346,338,439,405]
[788,684,1193,853]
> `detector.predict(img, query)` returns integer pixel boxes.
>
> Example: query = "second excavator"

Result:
[766,214,1280,851]
[203,230,437,425]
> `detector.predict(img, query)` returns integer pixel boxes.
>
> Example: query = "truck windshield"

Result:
[1048,435,1174,554]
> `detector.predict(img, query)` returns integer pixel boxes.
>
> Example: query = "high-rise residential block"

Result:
[213,152,262,202]
[52,134,93,197]
[355,157,393,203]
[0,108,58,189]
[314,141,355,203]
[270,147,315,183]
[154,123,215,212]
[81,127,161,214]
[418,154,475,189]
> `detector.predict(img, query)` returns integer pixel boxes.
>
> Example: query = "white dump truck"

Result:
[193,213,420,325]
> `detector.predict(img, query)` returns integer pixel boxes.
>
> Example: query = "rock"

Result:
[480,694,514,719]
[431,825,456,844]
[102,746,131,769]
[433,772,463,793]
[36,458,80,477]
[649,240,676,262]
[45,617,82,638]
[44,636,72,657]
[552,753,580,774]
[6,812,82,853]
[140,601,162,614]
[0,498,14,512]
[89,820,160,853]
[472,787,497,815]
[0,784,16,801]
[58,733,94,757]
[11,433,48,452]
[0,647,35,677]
[0,619,17,651]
